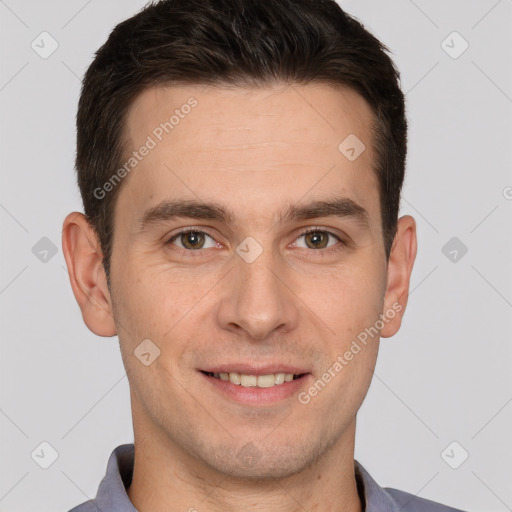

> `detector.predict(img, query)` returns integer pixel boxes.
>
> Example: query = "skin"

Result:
[62,83,417,512]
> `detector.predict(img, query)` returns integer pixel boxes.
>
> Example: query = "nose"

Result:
[216,246,300,341]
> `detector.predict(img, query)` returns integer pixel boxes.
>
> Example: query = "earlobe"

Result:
[380,215,417,338]
[61,212,117,337]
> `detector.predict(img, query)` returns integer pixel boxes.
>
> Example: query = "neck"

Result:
[127,413,363,512]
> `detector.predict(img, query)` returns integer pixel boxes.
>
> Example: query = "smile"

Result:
[201,371,305,388]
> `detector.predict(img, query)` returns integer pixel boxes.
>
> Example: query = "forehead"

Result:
[116,82,379,230]
[124,82,373,157]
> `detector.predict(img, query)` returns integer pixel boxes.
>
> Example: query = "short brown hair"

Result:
[76,0,407,283]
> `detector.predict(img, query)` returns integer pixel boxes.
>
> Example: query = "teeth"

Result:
[210,371,300,387]
[256,374,276,387]
[229,372,241,385]
[240,374,257,387]
[275,373,285,385]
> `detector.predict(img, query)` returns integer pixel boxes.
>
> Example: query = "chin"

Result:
[198,439,325,481]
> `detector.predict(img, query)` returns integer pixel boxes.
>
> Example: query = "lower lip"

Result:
[199,372,311,405]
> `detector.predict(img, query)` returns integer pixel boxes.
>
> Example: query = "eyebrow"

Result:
[137,196,370,232]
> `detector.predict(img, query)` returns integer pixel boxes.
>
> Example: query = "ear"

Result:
[61,212,117,337]
[380,215,417,338]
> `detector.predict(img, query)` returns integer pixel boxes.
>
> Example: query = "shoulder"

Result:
[385,487,466,512]
[354,460,466,512]
[67,500,100,512]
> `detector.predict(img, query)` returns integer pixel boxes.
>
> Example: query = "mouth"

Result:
[200,370,306,388]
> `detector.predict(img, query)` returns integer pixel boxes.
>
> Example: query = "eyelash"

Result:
[165,227,346,256]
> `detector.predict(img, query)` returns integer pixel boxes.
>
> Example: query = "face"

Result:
[70,82,415,479]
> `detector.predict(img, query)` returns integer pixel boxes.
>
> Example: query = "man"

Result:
[62,0,465,510]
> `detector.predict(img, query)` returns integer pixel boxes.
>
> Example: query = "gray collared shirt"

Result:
[68,444,465,512]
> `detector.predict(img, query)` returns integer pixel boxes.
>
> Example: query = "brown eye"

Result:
[304,231,329,249]
[295,229,342,250]
[167,230,216,251]
[180,231,204,249]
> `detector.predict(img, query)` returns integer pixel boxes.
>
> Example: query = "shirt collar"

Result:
[94,444,402,512]
[95,444,137,512]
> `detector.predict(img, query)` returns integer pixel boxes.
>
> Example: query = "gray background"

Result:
[1,0,511,511]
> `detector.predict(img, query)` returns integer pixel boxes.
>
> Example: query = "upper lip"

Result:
[199,364,310,376]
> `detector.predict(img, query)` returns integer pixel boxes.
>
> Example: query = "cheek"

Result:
[111,254,219,366]
[110,257,173,357]
[316,261,386,337]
